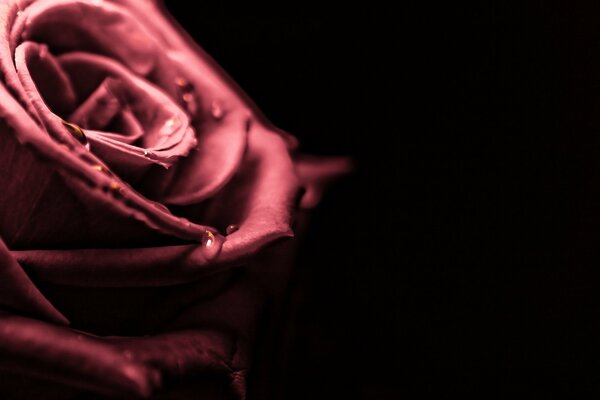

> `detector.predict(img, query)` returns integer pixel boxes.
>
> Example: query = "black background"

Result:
[403,1,600,397]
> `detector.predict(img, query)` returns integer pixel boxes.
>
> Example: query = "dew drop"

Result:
[226,224,239,235]
[92,164,107,173]
[62,120,89,149]
[143,150,152,158]
[199,230,224,260]
[38,45,49,60]
[182,92,198,115]
[175,77,193,92]
[109,181,122,192]
[175,77,198,115]
[210,101,224,119]
[202,230,215,248]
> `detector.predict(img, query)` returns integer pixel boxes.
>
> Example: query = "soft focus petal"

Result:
[294,155,355,209]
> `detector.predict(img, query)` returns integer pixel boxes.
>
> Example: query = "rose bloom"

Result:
[0,0,351,399]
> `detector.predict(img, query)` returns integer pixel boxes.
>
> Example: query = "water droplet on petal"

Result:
[143,150,152,158]
[200,230,224,260]
[93,164,107,173]
[210,101,224,119]
[226,224,239,235]
[62,120,89,149]
[203,231,215,247]
[182,92,198,115]
[175,77,193,91]
[109,181,122,192]
[175,77,198,115]
[38,45,49,59]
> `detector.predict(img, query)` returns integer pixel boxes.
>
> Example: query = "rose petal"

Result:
[16,44,198,172]
[11,123,300,286]
[211,123,300,263]
[13,0,159,75]
[0,238,67,325]
[20,274,234,335]
[150,112,250,205]
[294,155,355,208]
[0,314,162,397]
[11,42,77,117]
[13,244,226,287]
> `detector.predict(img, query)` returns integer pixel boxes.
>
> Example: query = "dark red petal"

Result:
[0,314,162,397]
[104,329,234,378]
[0,238,67,325]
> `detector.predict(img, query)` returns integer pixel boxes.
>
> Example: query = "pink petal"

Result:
[152,111,249,205]
[0,82,220,248]
[205,122,301,264]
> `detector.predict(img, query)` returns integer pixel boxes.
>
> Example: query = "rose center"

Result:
[16,41,198,182]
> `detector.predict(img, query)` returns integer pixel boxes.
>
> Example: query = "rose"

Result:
[0,0,352,399]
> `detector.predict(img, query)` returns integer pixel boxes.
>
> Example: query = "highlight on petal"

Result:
[13,0,159,75]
